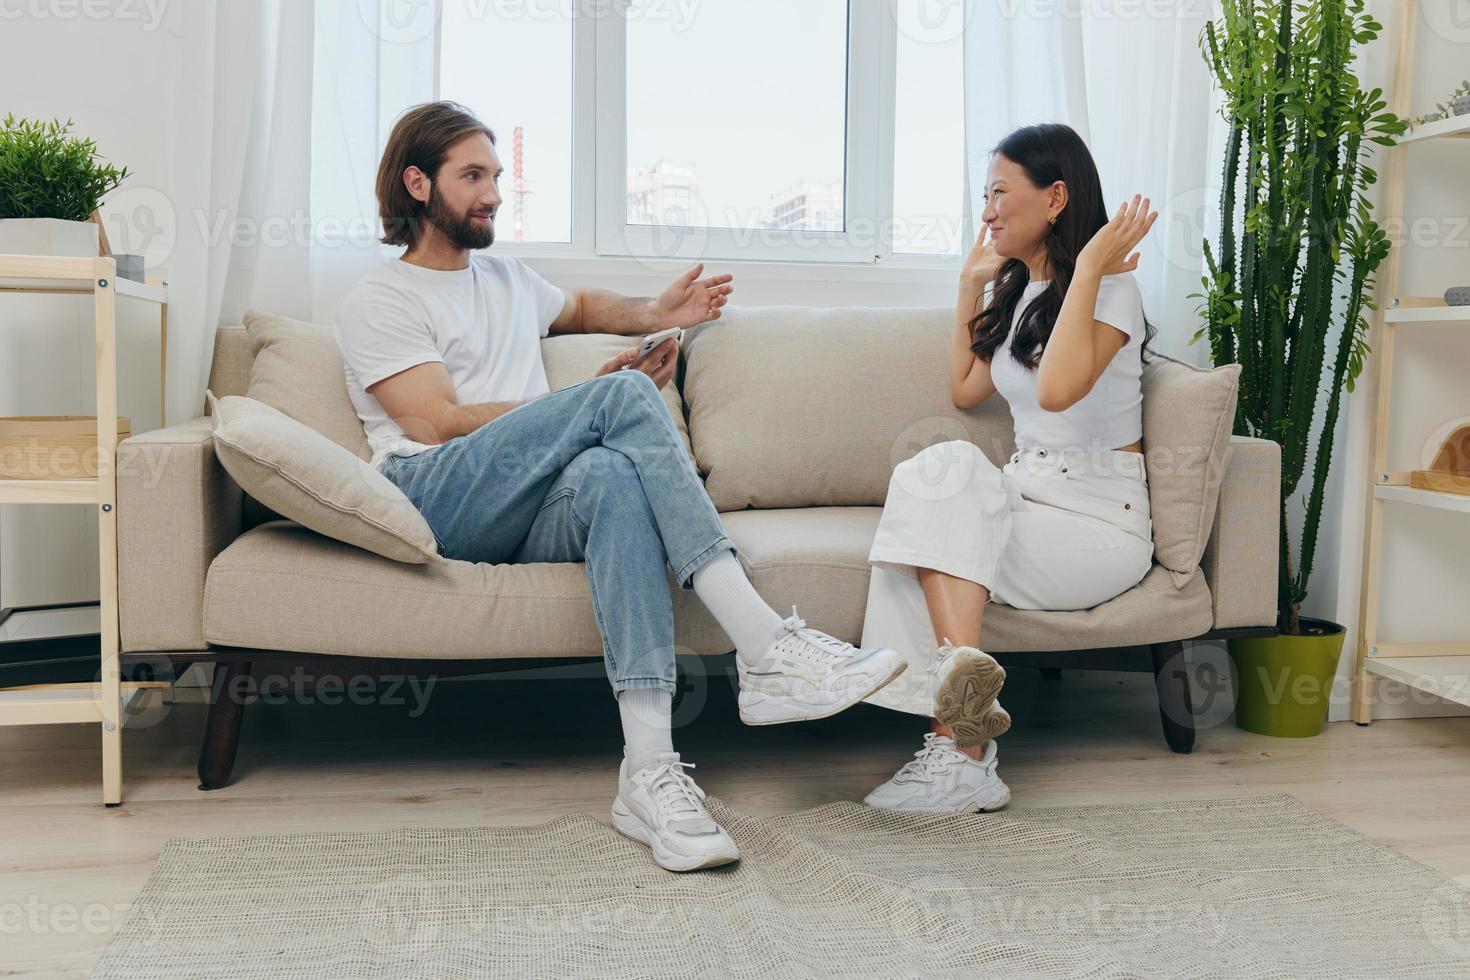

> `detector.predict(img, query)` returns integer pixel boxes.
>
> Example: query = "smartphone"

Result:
[631,326,683,367]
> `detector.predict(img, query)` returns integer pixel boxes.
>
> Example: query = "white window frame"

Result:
[432,1,965,270]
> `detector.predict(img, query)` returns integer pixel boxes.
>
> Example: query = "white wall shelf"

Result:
[1397,113,1470,145]
[1383,303,1470,324]
[1373,484,1470,516]
[1363,656,1470,709]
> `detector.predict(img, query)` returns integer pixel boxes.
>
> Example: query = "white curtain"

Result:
[963,0,1222,363]
[305,2,436,325]
[136,0,430,423]
[115,0,318,424]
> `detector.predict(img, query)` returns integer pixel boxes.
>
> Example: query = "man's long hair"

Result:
[376,101,495,248]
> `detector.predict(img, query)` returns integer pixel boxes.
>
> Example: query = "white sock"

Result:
[691,550,786,667]
[618,688,674,774]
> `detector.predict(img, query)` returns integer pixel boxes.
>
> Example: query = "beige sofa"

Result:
[115,306,1279,787]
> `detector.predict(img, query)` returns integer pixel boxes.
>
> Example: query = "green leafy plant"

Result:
[1193,0,1405,634]
[0,114,130,221]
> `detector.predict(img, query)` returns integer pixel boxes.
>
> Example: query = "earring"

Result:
[1048,215,1058,225]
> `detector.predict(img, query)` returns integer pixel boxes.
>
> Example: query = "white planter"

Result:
[0,217,100,258]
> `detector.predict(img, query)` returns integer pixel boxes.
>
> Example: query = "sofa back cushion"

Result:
[208,392,441,564]
[1141,355,1242,579]
[217,322,691,455]
[207,327,254,400]
[541,333,692,456]
[242,310,372,461]
[682,306,1014,510]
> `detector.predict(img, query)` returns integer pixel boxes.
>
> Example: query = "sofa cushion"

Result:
[203,520,732,658]
[720,507,885,645]
[207,393,440,564]
[206,327,254,400]
[1140,355,1242,581]
[681,307,1014,510]
[203,508,1213,662]
[541,332,692,456]
[721,507,1213,651]
[242,309,372,460]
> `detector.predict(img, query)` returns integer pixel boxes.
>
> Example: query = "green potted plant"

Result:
[1195,0,1405,736]
[0,114,129,256]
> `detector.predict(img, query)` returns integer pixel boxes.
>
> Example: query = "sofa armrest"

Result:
[1200,435,1280,630]
[118,416,243,652]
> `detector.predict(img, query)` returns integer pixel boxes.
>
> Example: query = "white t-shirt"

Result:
[334,255,568,471]
[988,272,1146,453]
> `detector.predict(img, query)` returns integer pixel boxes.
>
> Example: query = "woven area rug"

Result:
[93,794,1467,979]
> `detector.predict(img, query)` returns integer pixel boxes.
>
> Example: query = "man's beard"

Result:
[424,184,495,250]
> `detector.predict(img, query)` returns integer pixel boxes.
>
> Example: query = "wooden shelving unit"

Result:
[0,252,168,804]
[1353,0,1470,720]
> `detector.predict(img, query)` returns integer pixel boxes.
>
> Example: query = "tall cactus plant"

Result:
[1196,0,1404,634]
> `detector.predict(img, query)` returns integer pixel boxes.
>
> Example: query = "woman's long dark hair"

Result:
[969,123,1155,369]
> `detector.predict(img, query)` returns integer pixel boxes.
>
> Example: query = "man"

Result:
[334,101,906,872]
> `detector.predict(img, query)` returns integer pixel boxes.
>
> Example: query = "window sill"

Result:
[449,246,964,287]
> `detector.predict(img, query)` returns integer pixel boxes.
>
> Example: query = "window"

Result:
[624,1,849,235]
[434,2,967,265]
[438,2,575,243]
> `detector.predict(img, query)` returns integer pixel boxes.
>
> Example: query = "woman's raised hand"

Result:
[1078,194,1158,277]
[961,224,1005,290]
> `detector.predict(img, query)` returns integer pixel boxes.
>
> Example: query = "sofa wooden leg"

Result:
[1150,641,1195,754]
[198,661,252,790]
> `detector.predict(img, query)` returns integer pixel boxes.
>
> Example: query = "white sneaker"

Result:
[929,639,1011,747]
[611,751,739,872]
[863,733,1011,813]
[737,606,907,725]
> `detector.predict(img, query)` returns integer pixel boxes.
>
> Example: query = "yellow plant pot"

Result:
[1227,618,1346,738]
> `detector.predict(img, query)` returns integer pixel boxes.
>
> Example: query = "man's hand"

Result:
[652,263,733,329]
[595,338,678,390]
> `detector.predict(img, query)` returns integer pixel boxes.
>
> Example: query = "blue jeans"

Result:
[381,370,737,697]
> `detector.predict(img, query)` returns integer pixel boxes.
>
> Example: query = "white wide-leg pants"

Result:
[862,443,1155,716]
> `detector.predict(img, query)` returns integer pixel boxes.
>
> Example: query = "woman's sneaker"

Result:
[930,640,1011,747]
[737,607,907,725]
[863,733,1011,813]
[611,751,739,872]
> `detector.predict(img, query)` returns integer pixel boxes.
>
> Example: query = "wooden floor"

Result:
[4,659,1469,978]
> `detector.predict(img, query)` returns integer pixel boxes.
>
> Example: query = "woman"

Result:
[861,123,1159,813]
